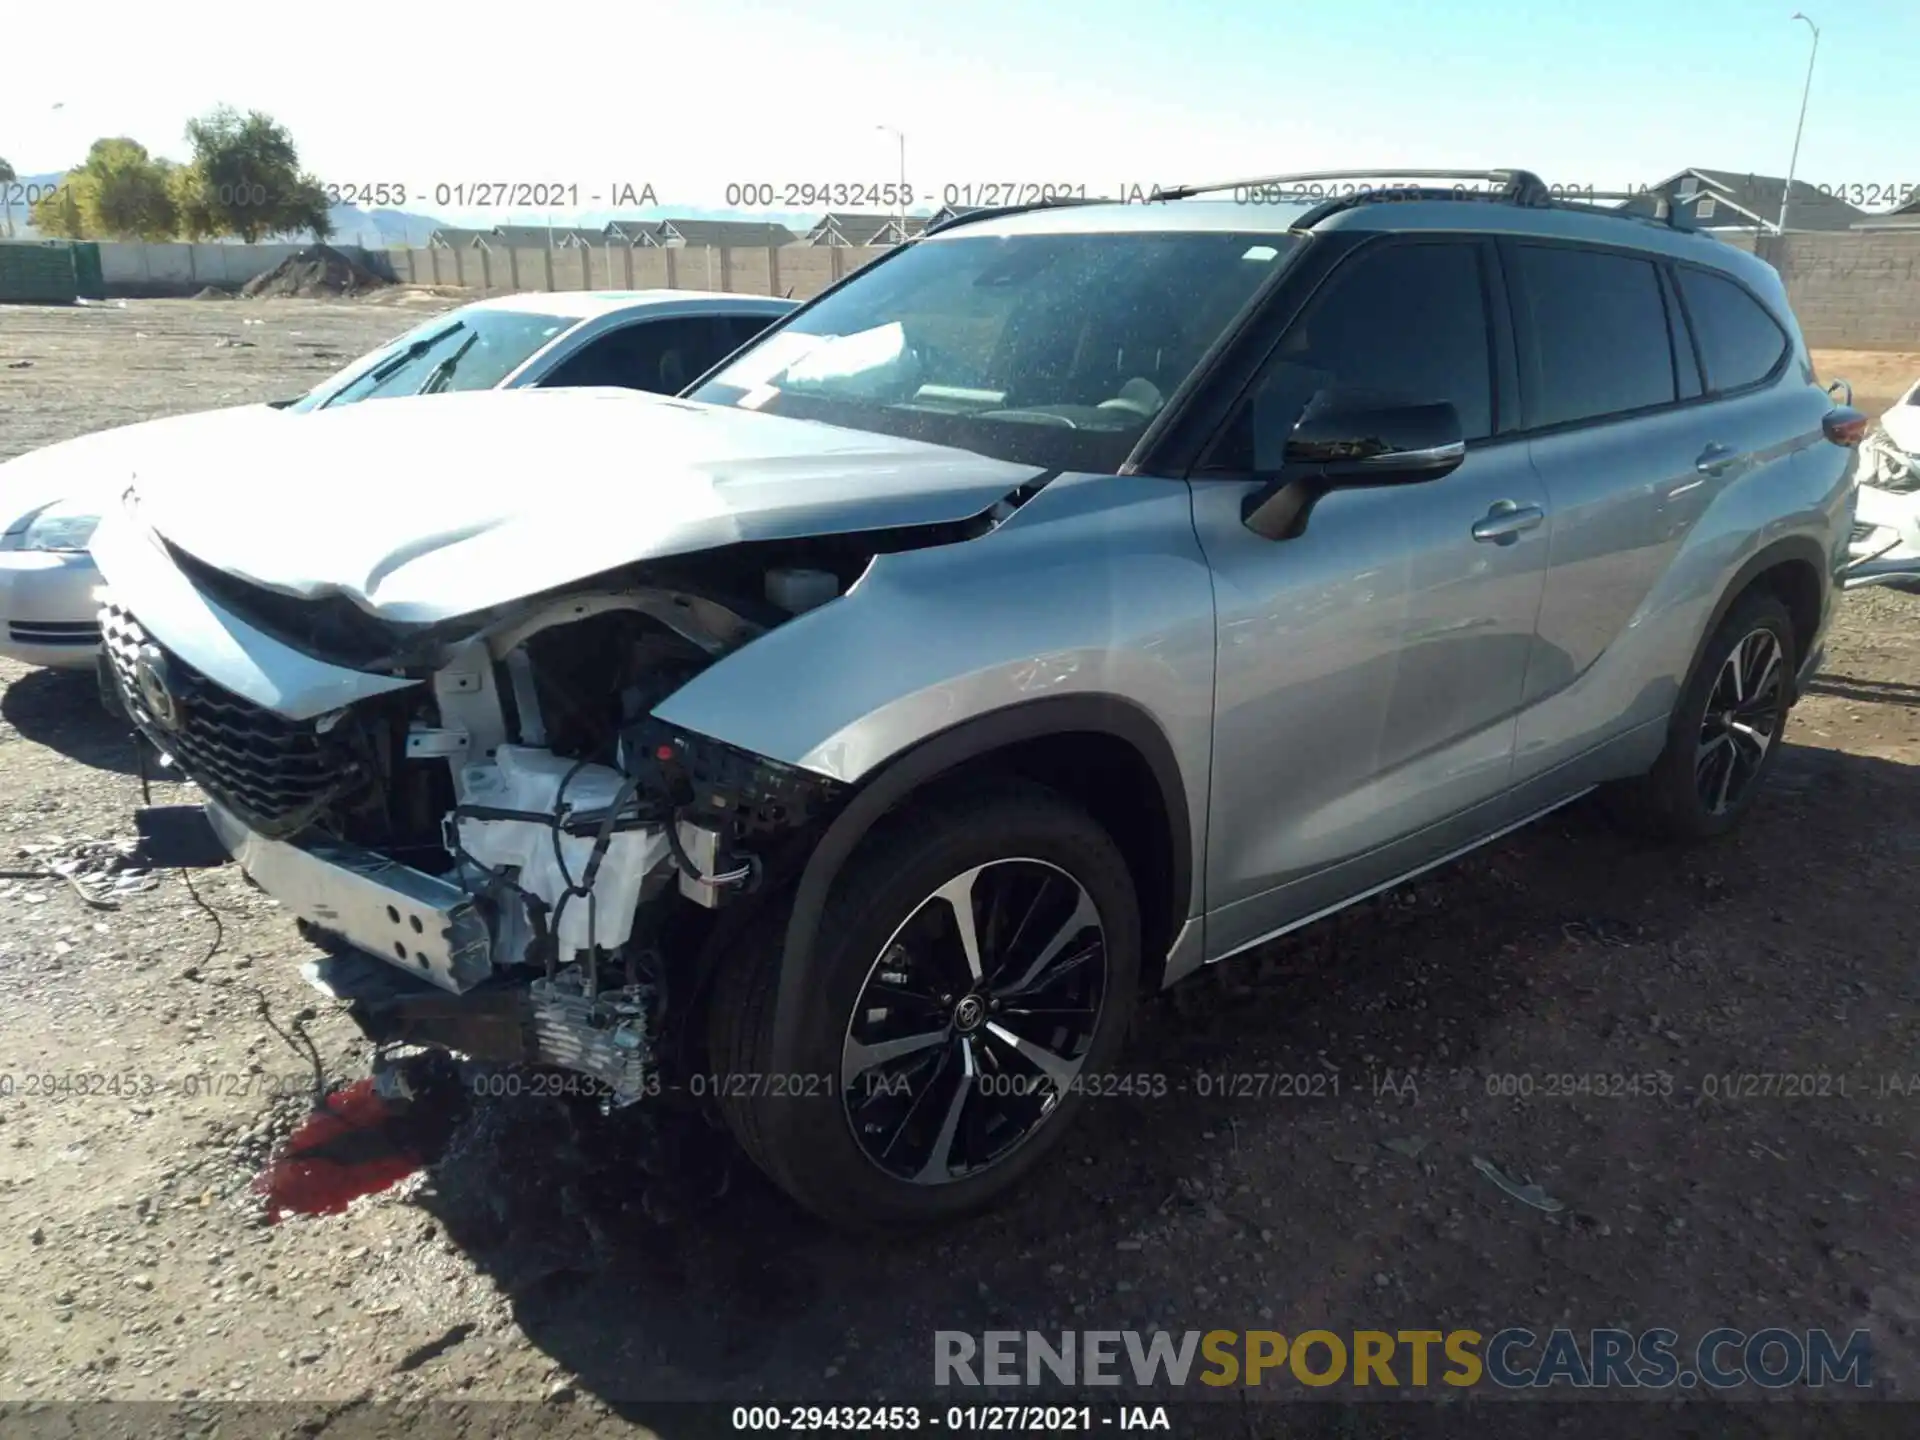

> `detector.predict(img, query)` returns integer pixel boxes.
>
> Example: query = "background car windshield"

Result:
[289,310,575,411]
[690,230,1296,471]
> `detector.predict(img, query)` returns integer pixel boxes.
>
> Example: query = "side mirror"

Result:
[1244,396,1466,541]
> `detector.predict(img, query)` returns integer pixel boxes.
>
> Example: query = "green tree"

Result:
[173,107,332,242]
[26,139,179,240]
[29,176,88,237]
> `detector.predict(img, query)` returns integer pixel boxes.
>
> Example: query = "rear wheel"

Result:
[1607,590,1796,840]
[708,783,1140,1229]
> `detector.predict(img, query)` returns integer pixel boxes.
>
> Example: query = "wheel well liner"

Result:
[765,695,1193,1075]
[1691,537,1828,703]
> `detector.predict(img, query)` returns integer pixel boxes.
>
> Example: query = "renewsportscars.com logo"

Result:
[934,1327,1874,1390]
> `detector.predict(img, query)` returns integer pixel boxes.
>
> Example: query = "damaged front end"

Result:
[102,555,858,1107]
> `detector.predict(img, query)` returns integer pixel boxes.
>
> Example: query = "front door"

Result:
[1185,236,1551,960]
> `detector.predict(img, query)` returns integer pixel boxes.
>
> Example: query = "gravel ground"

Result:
[1,301,1918,1436]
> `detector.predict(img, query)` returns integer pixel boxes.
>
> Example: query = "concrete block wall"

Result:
[384,239,894,303]
[1765,233,1920,350]
[98,241,394,296]
[92,231,1920,351]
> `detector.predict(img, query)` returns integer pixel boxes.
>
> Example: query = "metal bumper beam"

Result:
[205,802,493,993]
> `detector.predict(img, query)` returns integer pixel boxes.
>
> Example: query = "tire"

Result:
[1605,589,1797,841]
[708,781,1141,1229]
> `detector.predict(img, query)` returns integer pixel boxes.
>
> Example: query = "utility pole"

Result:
[877,125,907,241]
[1777,13,1820,234]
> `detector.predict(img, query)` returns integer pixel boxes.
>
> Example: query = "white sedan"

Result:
[0,289,797,669]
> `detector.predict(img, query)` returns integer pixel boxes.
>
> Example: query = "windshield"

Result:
[689,229,1298,472]
[289,309,576,411]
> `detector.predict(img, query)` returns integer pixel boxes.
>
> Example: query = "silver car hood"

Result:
[0,403,282,524]
[128,387,1045,622]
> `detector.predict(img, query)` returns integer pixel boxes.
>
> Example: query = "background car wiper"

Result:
[328,323,466,405]
[416,331,482,396]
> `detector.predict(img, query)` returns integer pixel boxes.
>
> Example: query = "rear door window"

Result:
[1512,245,1675,427]
[1674,266,1789,393]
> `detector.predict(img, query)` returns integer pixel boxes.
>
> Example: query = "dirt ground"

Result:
[2,301,1919,1434]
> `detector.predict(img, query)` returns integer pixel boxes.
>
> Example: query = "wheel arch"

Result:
[1690,536,1828,704]
[765,695,1194,1076]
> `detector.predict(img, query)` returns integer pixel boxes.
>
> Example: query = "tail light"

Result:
[1823,406,1869,448]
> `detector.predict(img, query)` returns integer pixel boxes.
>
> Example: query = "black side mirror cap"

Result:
[1242,397,1466,541]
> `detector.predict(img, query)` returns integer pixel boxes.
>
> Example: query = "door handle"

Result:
[1471,500,1545,544]
[1695,442,1737,476]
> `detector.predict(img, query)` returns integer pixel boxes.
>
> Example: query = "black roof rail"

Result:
[1568,190,1699,232]
[1153,168,1557,205]
[1286,182,1697,235]
[917,170,1701,240]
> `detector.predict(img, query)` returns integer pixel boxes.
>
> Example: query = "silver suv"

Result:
[94,170,1863,1228]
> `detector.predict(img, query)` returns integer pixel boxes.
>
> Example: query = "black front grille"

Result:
[101,604,366,837]
[8,621,101,646]
[1850,522,1882,546]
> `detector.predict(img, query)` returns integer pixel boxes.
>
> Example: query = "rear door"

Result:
[1510,244,1802,783]
[1185,235,1552,958]
[1506,241,1721,781]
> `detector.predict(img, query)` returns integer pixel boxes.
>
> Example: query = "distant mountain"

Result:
[325,205,447,248]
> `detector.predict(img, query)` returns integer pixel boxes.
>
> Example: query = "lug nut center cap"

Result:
[952,995,987,1032]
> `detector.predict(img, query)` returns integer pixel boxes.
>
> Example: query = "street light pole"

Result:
[1777,12,1819,234]
[876,125,906,239]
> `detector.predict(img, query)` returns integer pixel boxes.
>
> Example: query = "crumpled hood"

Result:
[125,387,1046,622]
[0,404,282,528]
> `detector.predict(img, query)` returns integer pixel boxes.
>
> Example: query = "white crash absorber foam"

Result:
[455,745,670,956]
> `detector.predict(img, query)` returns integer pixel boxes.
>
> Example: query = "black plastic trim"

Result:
[766,694,1193,1075]
[1685,536,1831,710]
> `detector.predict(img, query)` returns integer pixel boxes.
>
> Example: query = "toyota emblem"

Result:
[133,645,183,731]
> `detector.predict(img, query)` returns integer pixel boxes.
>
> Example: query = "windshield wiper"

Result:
[324,323,466,407]
[417,330,482,396]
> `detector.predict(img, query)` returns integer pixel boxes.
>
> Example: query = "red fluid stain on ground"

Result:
[254,1079,426,1219]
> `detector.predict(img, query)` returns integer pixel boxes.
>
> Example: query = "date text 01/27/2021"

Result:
[728,1404,1170,1432]
[320,182,660,211]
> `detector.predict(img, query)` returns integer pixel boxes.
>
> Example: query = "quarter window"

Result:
[1674,267,1789,393]
[1201,241,1495,472]
[1514,245,1675,427]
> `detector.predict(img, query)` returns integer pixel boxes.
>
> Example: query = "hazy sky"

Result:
[5,0,1916,219]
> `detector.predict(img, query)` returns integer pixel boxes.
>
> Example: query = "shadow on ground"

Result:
[0,665,141,775]
[390,739,1920,1418]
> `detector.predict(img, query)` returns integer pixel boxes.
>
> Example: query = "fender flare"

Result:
[766,694,1193,1075]
[1685,534,1830,706]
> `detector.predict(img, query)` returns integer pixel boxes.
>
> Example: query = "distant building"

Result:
[1619,168,1868,233]
[1853,193,1920,231]
[489,225,602,249]
[651,218,797,249]
[603,221,664,246]
[427,227,495,249]
[806,211,926,246]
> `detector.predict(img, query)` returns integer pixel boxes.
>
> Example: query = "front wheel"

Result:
[708,783,1141,1229]
[1606,589,1796,840]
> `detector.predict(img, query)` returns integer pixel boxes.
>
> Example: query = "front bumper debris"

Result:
[205,801,494,993]
[208,802,660,1104]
